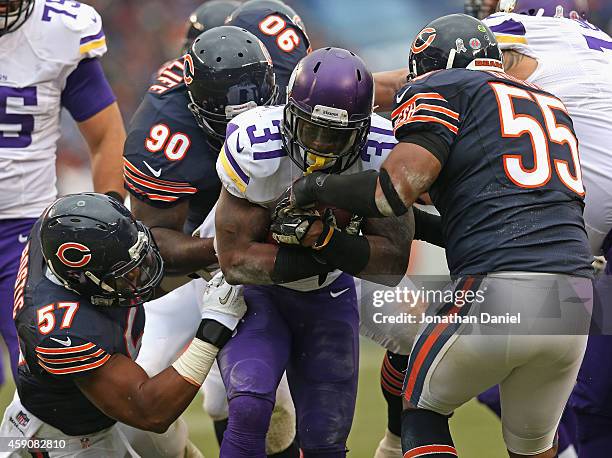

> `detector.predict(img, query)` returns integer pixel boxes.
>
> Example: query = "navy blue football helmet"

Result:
[40,193,164,307]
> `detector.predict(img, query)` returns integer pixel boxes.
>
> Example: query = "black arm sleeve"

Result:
[295,170,384,217]
[271,245,332,283]
[395,131,449,167]
[413,207,445,248]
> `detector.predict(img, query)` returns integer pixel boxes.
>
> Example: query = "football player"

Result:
[290,14,593,458]
[0,193,245,456]
[476,2,612,456]
[0,0,125,387]
[214,47,413,458]
[182,0,244,52]
[125,14,308,456]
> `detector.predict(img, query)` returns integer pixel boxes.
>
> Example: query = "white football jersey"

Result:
[216,105,397,291]
[484,13,612,253]
[0,0,107,219]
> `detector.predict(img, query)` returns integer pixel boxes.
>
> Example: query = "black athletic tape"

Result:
[303,170,384,218]
[413,207,445,248]
[196,319,233,348]
[379,168,409,216]
[271,245,331,283]
[315,229,370,276]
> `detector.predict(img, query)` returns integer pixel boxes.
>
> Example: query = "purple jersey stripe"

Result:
[226,122,240,139]
[370,126,394,136]
[225,148,250,185]
[253,149,287,160]
[80,28,105,45]
[489,19,527,36]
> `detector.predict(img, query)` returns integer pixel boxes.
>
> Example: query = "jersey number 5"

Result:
[37,302,79,335]
[490,82,584,196]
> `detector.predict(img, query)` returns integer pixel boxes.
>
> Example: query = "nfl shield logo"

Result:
[15,411,29,427]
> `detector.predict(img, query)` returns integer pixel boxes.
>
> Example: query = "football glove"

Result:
[200,271,246,331]
[270,195,321,245]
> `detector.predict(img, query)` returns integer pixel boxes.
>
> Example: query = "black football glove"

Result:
[270,196,321,246]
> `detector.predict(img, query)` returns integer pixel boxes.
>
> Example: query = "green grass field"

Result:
[0,340,508,457]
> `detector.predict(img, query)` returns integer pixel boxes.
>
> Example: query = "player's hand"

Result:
[200,271,246,331]
[290,172,326,208]
[271,195,322,246]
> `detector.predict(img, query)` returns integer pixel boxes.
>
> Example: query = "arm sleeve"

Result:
[391,81,461,166]
[61,58,116,122]
[35,336,110,379]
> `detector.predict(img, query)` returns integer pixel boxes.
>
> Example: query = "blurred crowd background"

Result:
[56,0,612,193]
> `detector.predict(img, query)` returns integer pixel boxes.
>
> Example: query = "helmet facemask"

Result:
[282,102,370,175]
[187,83,278,146]
[87,224,164,307]
[0,0,34,35]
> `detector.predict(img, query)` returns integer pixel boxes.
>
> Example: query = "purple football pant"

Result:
[569,247,612,458]
[0,218,36,385]
[218,273,359,458]
[477,386,577,454]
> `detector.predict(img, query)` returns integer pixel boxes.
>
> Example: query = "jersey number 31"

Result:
[490,82,584,196]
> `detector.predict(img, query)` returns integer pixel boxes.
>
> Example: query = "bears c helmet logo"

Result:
[56,242,92,268]
[411,27,437,54]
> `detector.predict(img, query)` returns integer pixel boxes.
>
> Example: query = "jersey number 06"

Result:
[490,82,584,196]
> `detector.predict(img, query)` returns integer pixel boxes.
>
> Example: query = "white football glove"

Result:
[200,271,246,331]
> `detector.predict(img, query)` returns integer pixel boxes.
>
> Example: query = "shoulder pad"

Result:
[27,1,106,63]
[216,106,286,203]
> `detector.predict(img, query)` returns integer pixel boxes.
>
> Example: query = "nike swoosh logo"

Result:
[219,289,232,305]
[396,86,411,104]
[143,161,162,178]
[50,337,72,347]
[236,133,244,153]
[18,234,28,244]
[330,288,350,298]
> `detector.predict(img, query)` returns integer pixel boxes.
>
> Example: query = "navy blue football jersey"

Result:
[13,220,145,436]
[227,8,310,101]
[392,68,592,277]
[123,58,221,234]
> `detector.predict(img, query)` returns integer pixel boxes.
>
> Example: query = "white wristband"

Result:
[171,338,219,386]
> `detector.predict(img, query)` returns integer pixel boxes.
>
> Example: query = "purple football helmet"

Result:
[498,0,590,19]
[283,47,374,174]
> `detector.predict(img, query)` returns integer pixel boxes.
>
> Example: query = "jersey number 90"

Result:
[259,15,301,53]
[490,82,584,196]
[145,124,191,161]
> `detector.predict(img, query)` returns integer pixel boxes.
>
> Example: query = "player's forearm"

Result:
[311,212,413,286]
[85,103,127,198]
[151,229,217,275]
[220,242,332,285]
[373,68,410,112]
[219,241,278,285]
[125,367,201,433]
